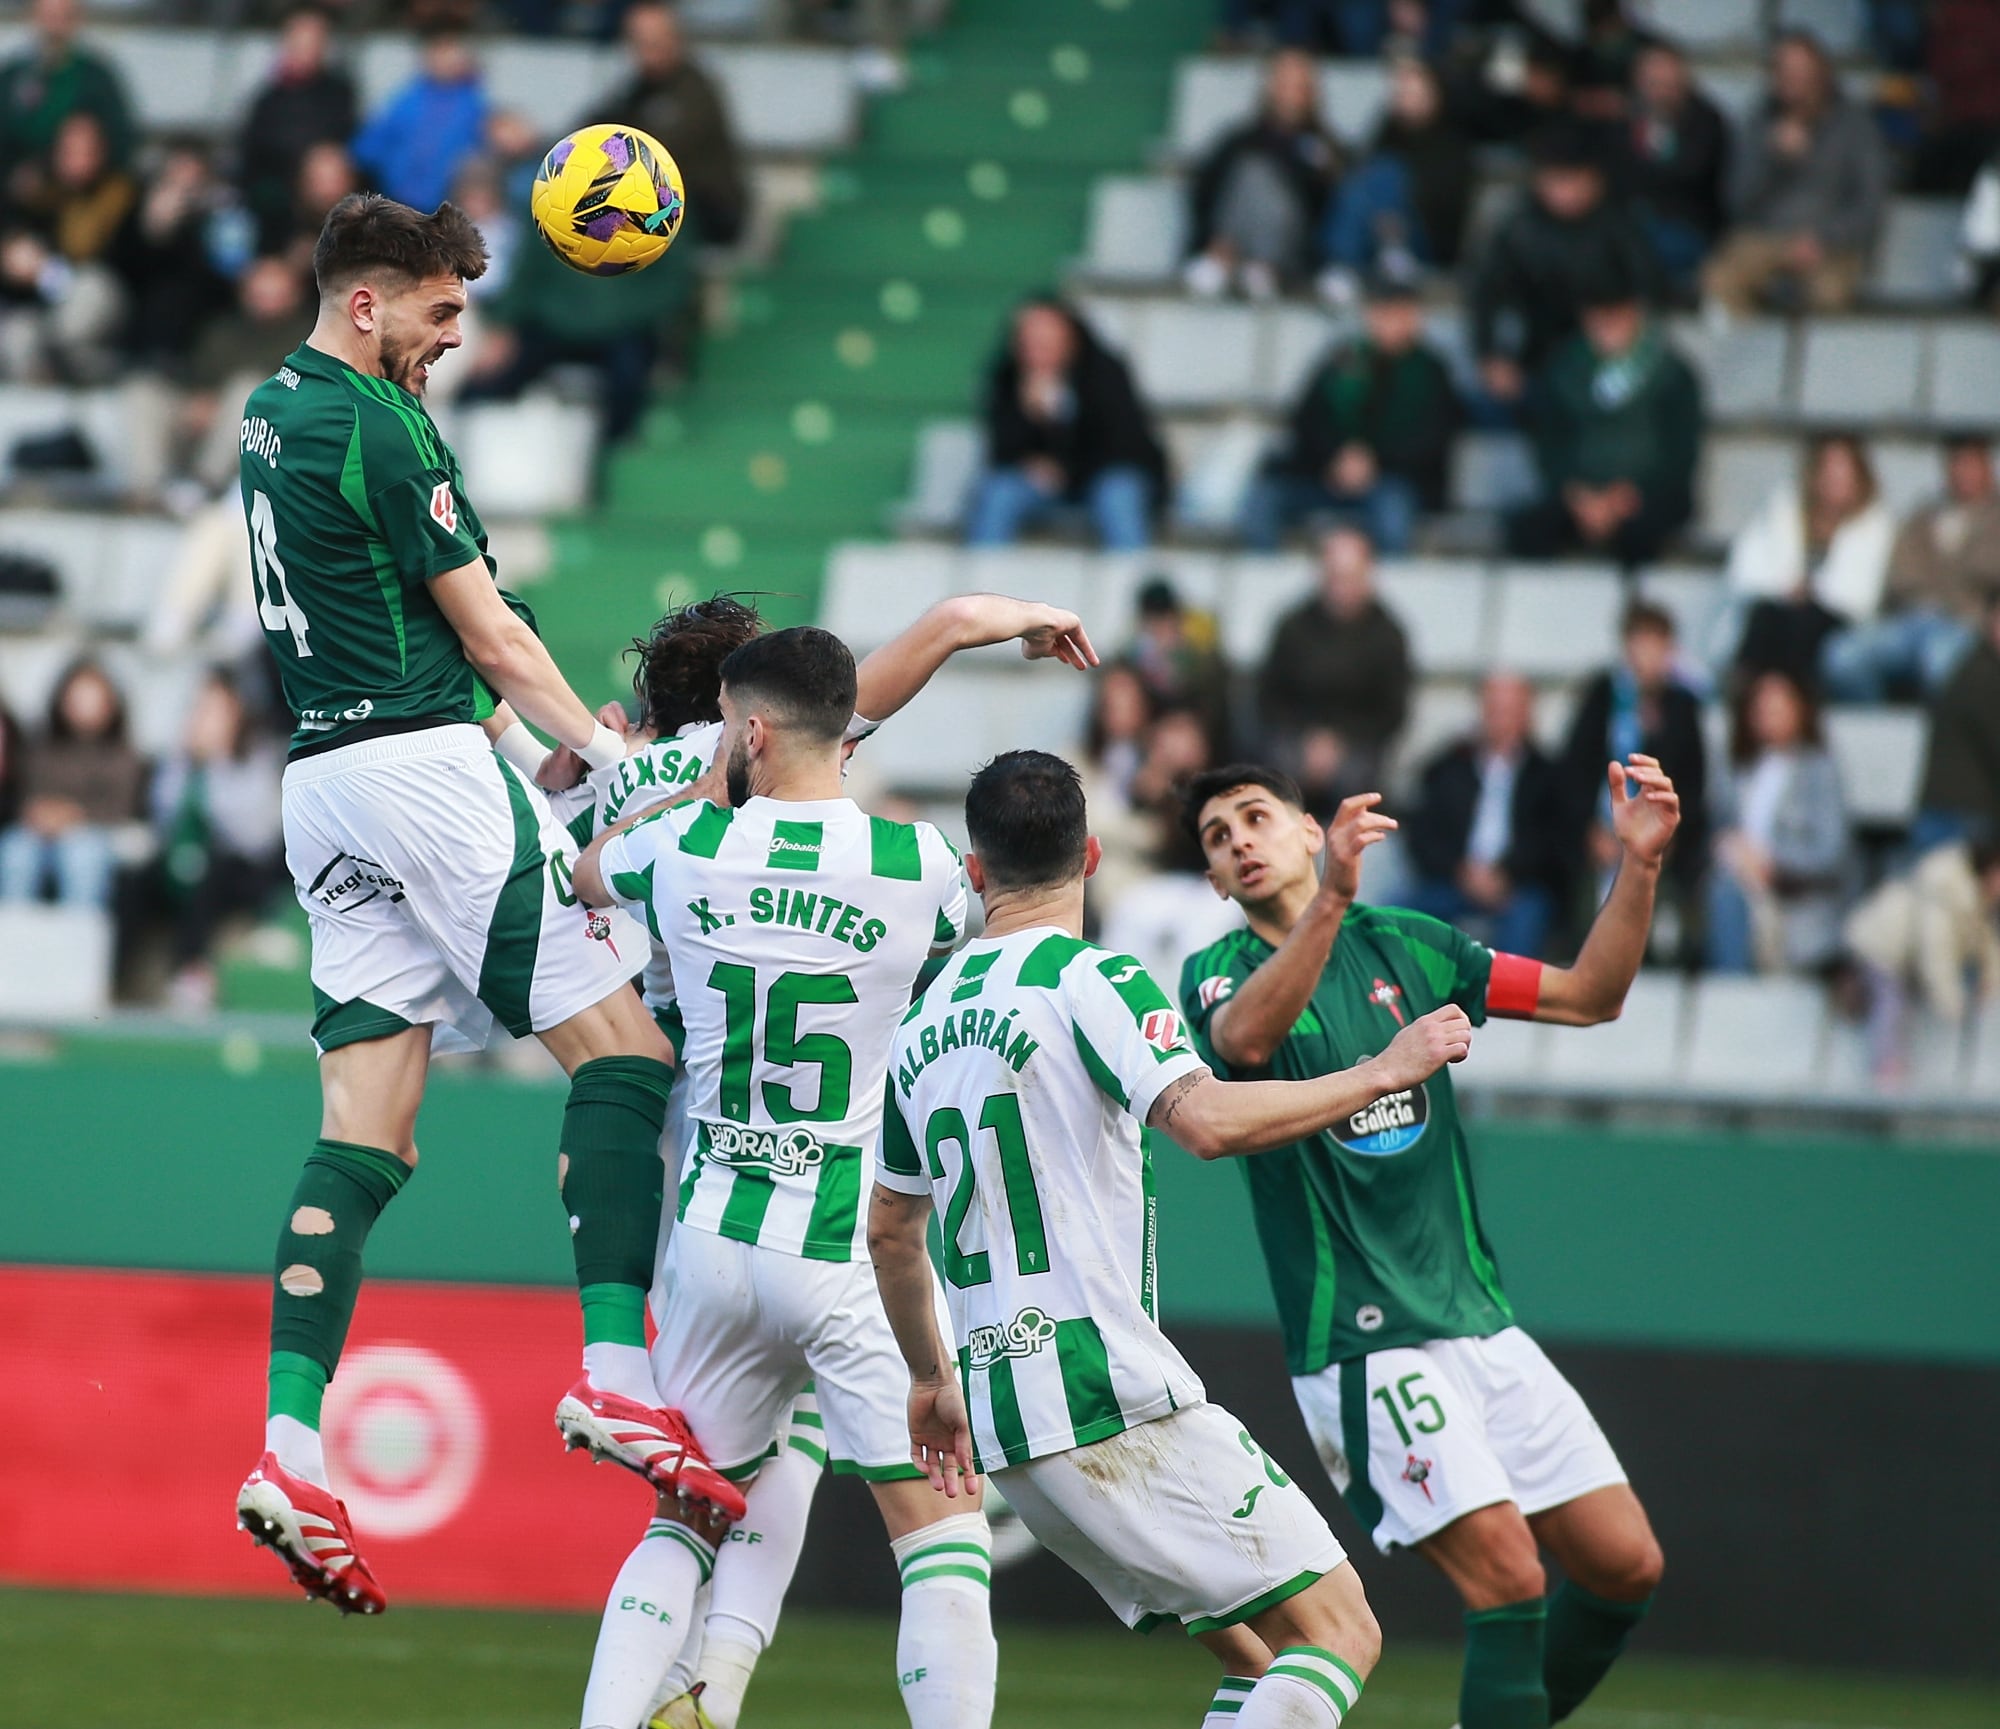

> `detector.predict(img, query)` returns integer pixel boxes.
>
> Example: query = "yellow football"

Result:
[530,122,686,276]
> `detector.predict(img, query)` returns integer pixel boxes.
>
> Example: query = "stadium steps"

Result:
[524,0,1215,689]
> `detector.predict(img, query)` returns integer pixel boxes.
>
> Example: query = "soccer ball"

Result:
[530,123,686,277]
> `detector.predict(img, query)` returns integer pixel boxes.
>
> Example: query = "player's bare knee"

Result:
[1457,1518,1546,1607]
[1259,1564,1382,1679]
[1588,1531,1664,1601]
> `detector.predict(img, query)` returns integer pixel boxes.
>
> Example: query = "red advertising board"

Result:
[0,1265,659,1608]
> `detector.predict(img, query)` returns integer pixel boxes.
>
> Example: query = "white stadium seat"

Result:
[1255,305,1337,411]
[1375,559,1493,677]
[1167,59,1260,160]
[895,419,982,534]
[1541,972,1690,1089]
[1462,1014,1551,1085]
[1127,302,1260,412]
[1669,317,1792,422]
[1490,566,1623,679]
[1701,436,1796,541]
[1219,555,1312,669]
[1318,63,1388,146]
[1685,976,1828,1093]
[1082,177,1186,283]
[1871,201,1964,305]
[1824,706,1929,828]
[1389,682,1478,797]
[1450,433,1538,513]
[958,548,1093,649]
[1797,322,1924,423]
[1638,567,1729,661]
[1928,323,2000,428]
[0,906,113,1019]
[1776,0,1868,56]
[1630,0,1762,52]
[859,664,1089,790]
[1870,440,1939,517]
[1966,1005,2000,1100]
[820,543,958,653]
[452,396,596,518]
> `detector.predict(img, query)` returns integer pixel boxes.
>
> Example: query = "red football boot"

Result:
[235,1452,386,1615]
[554,1378,748,1522]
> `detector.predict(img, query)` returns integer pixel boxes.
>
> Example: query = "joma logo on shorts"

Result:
[702,1122,826,1177]
[966,1306,1058,1372]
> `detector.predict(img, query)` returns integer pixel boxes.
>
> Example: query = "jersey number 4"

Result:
[250,490,313,658]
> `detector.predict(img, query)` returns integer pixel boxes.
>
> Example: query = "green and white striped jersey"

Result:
[598,794,965,1261]
[876,928,1211,1471]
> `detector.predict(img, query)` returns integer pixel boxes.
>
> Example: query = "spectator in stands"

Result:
[0,699,19,833]
[460,204,695,447]
[0,109,133,383]
[1183,49,1344,302]
[1725,432,1893,689]
[1702,30,1887,316]
[1123,577,1232,754]
[1469,121,1656,408]
[1255,526,1412,814]
[1400,669,1570,957]
[0,0,134,188]
[1915,589,2000,850]
[1823,435,2000,702]
[109,142,233,376]
[349,28,491,217]
[592,1,748,248]
[1507,272,1701,568]
[1706,668,1853,974]
[238,5,358,259]
[1845,837,2000,1082]
[1910,0,2000,195]
[1959,148,2000,308]
[0,659,143,911]
[1244,271,1457,552]
[1318,54,1472,295]
[1624,38,1731,297]
[1077,664,1164,916]
[1567,0,1654,124]
[269,141,361,274]
[1560,598,1709,924]
[150,671,284,1012]
[964,297,1167,552]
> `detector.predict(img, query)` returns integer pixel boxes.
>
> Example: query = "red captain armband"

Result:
[1486,952,1544,1020]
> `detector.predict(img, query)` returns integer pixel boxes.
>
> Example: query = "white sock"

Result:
[1205,1675,1258,1725]
[265,1413,327,1489]
[890,1512,996,1729]
[1237,1647,1364,1728]
[689,1635,758,1729]
[583,1341,661,1407]
[579,1520,715,1729]
[646,1582,708,1719]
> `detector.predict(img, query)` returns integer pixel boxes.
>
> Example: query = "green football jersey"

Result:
[1179,906,1513,1374]
[239,343,498,753]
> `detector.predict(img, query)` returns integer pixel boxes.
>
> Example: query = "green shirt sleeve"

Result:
[355,398,485,582]
[1178,936,1263,1077]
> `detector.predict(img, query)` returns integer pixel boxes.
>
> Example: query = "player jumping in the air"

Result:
[534,590,1094,1729]
[231,193,739,1615]
[573,628,1000,1729]
[1178,757,1678,1729]
[869,750,1476,1729]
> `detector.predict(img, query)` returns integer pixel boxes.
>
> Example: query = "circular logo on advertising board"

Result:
[323,1344,485,1539]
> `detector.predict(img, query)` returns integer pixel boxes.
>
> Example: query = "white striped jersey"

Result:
[553,715,880,1017]
[598,794,966,1261]
[875,927,1211,1470]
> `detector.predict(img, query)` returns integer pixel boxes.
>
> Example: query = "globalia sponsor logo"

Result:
[1331,1084,1429,1156]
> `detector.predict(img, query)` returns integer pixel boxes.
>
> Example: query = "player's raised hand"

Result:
[1014,603,1099,672]
[910,1377,980,1499]
[1322,792,1397,901]
[1607,753,1681,866]
[1372,1005,1473,1091]
[537,701,631,792]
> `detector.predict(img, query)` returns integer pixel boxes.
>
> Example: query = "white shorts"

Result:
[647,1224,941,1482]
[1292,1327,1627,1553]
[995,1402,1348,1635]
[282,724,643,1056]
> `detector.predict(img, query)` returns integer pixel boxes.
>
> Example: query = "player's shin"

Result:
[1237,1647,1365,1727]
[890,1510,997,1729]
[1542,1582,1651,1724]
[581,1519,717,1729]
[560,1055,676,1403]
[1461,1601,1551,1729]
[266,1139,412,1486]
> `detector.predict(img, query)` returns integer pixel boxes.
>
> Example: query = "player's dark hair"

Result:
[718,625,855,742]
[965,751,1089,892]
[313,192,488,298]
[1179,763,1304,843]
[629,594,765,734]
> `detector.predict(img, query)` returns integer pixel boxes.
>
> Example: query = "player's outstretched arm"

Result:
[431,561,625,774]
[1152,1005,1472,1159]
[853,594,1098,724]
[1209,793,1395,1068]
[866,1184,978,1498]
[1531,755,1681,1027]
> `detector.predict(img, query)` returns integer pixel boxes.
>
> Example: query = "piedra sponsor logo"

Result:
[1331,1084,1429,1156]
[966,1305,1059,1373]
[701,1121,827,1177]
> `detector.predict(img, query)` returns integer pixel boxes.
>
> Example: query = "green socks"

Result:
[1462,1600,1550,1729]
[268,1138,412,1408]
[1544,1582,1652,1723]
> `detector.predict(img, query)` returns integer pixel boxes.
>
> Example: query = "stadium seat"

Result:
[1541,971,1690,1089]
[859,663,1089,790]
[96,27,229,132]
[1824,706,1928,828]
[482,40,617,138]
[1684,976,1828,1093]
[1631,0,1762,53]
[1927,323,2000,428]
[1695,66,1764,133]
[1460,1013,1551,1085]
[1871,439,1940,516]
[1168,416,1273,534]
[1375,558,1494,677]
[1318,62,1388,145]
[1966,1004,2000,1100]
[452,397,597,518]
[1219,555,1313,669]
[820,542,959,652]
[1166,59,1260,160]
[1082,177,1187,283]
[1490,565,1623,678]
[1668,316,1792,422]
[1701,435,1795,541]
[1638,566,1729,660]
[959,548,1093,642]
[1871,201,1964,305]
[1797,322,1924,423]
[0,906,113,1019]
[1390,681,1478,795]
[1819,1008,1967,1101]
[1092,549,1230,641]
[1256,306,1337,411]
[1127,302,1261,412]
[1776,0,1868,56]
[706,48,861,156]
[1449,433,1538,512]
[894,420,982,534]
[100,646,204,757]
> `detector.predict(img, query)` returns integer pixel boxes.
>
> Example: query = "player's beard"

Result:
[383,335,440,397]
[725,732,754,807]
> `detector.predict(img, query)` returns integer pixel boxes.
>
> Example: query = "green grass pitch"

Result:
[4,1589,1992,1728]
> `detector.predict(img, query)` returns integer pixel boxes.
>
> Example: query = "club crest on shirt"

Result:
[1367,977,1406,1026]
[1402,1452,1435,1502]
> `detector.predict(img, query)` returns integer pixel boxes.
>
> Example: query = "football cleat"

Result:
[648,1682,720,1729]
[554,1378,748,1522]
[235,1453,386,1615]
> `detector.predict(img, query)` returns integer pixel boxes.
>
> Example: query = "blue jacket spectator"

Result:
[350,31,489,216]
